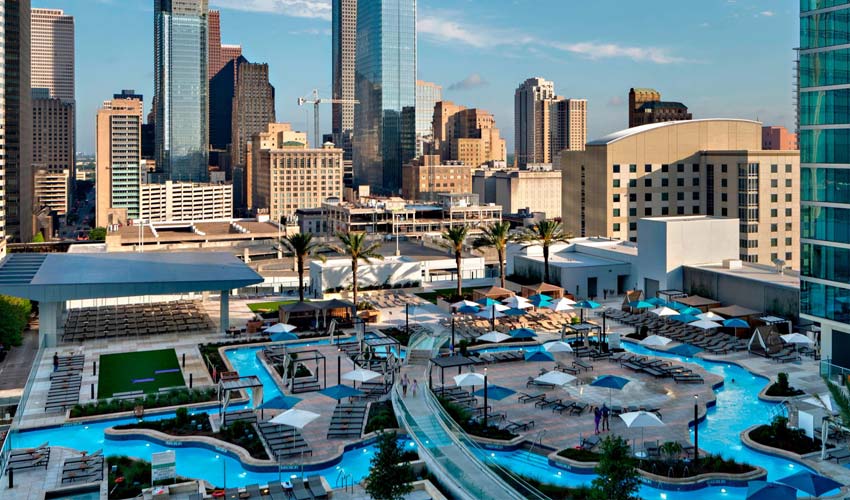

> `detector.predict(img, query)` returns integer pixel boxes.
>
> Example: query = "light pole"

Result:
[483,368,489,426]
[395,214,400,256]
[693,394,699,469]
[451,315,456,353]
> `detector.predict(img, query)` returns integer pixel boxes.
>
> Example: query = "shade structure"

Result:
[680,307,703,316]
[650,307,679,317]
[528,294,553,307]
[457,305,480,314]
[667,302,686,311]
[453,372,486,387]
[265,323,297,334]
[802,393,838,413]
[476,308,505,320]
[745,481,796,500]
[477,331,512,343]
[668,344,703,357]
[690,319,722,330]
[503,307,528,317]
[452,300,480,310]
[619,410,665,455]
[723,318,750,329]
[575,300,601,309]
[697,312,724,322]
[259,395,302,410]
[777,470,842,497]
[671,314,699,323]
[268,409,320,429]
[646,297,667,306]
[342,367,382,383]
[473,385,515,401]
[781,333,815,345]
[524,350,555,362]
[591,375,630,390]
[535,370,576,386]
[319,384,364,400]
[543,341,574,353]
[509,328,537,339]
[270,332,299,342]
[546,298,576,312]
[476,297,501,307]
[502,296,533,309]
[629,300,654,309]
[640,335,672,347]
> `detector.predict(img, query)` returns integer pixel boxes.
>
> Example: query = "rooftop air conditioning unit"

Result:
[722,259,743,270]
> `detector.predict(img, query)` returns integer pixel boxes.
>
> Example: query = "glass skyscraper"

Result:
[154,0,209,182]
[799,0,850,366]
[353,0,416,194]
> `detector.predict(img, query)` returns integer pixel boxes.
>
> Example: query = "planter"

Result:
[358,310,380,323]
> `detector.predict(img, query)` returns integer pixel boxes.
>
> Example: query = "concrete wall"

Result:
[513,255,630,298]
[683,266,799,320]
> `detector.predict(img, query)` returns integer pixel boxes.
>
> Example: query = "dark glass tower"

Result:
[353,0,416,194]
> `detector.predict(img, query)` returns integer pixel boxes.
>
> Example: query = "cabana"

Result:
[758,315,792,335]
[674,295,721,312]
[710,304,761,319]
[748,325,782,357]
[621,290,643,311]
[218,375,263,423]
[279,301,320,327]
[315,299,355,327]
[428,354,479,390]
[520,283,564,299]
[473,286,515,302]
[564,322,602,343]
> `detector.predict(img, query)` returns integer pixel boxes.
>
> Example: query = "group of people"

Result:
[593,403,611,434]
[401,373,418,397]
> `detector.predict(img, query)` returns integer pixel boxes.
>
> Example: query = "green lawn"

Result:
[98,349,184,398]
[415,288,476,304]
[247,300,297,313]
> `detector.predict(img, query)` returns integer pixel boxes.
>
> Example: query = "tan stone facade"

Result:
[34,168,69,216]
[402,155,472,201]
[431,103,507,167]
[473,168,562,218]
[96,98,143,228]
[561,119,800,268]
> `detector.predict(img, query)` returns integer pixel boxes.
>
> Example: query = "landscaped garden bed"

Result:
[764,372,804,397]
[437,396,517,440]
[379,327,412,347]
[415,288,475,304]
[98,349,184,398]
[365,400,398,434]
[106,455,191,499]
[199,340,266,380]
[748,416,821,455]
[70,387,216,418]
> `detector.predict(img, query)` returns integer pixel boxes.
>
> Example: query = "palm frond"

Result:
[825,378,850,428]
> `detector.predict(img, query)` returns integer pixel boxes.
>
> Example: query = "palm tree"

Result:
[328,231,384,308]
[441,226,471,299]
[521,220,572,284]
[473,221,513,289]
[280,232,325,302]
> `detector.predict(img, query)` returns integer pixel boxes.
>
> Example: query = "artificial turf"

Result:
[246,300,296,313]
[98,348,184,398]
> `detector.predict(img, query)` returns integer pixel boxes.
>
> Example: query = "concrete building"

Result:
[140,181,232,223]
[561,119,800,268]
[762,125,798,150]
[332,0,357,160]
[34,169,69,216]
[515,78,584,168]
[251,139,343,223]
[32,96,74,175]
[209,55,245,152]
[432,100,466,153]
[240,123,308,211]
[353,0,416,193]
[551,98,587,157]
[154,0,209,182]
[96,97,143,227]
[473,166,562,218]
[416,80,442,156]
[30,8,74,101]
[628,88,691,128]
[402,155,471,201]
[208,10,222,80]
[432,104,507,167]
[231,62,276,169]
[2,0,33,244]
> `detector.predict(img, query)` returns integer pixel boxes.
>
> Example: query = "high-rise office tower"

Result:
[208,9,222,79]
[353,0,417,193]
[433,105,507,167]
[2,0,33,244]
[96,97,143,228]
[221,44,241,64]
[31,8,74,101]
[799,1,850,365]
[415,80,442,156]
[514,77,555,168]
[332,0,356,160]
[231,61,276,169]
[154,0,209,182]
[209,55,247,151]
[551,98,587,157]
[32,93,73,214]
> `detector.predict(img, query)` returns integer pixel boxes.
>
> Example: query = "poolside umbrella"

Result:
[509,328,537,339]
[745,481,796,500]
[629,300,654,310]
[668,344,702,357]
[319,384,364,401]
[535,370,576,386]
[270,332,299,342]
[575,300,600,322]
[546,298,576,312]
[697,312,724,322]
[671,314,699,323]
[502,296,533,309]
[723,318,750,328]
[476,297,501,307]
[473,385,515,401]
[259,395,302,418]
[591,375,630,405]
[524,350,555,363]
[650,306,678,318]
[543,341,573,353]
[477,331,512,343]
[646,297,667,306]
[342,367,381,383]
[453,372,485,387]
[690,319,722,330]
[777,470,842,497]
[476,308,505,320]
[503,307,528,317]
[528,294,553,307]
[640,335,672,347]
[268,409,320,429]
[781,333,814,345]
[619,410,665,456]
[452,300,480,310]
[668,302,686,311]
[457,305,480,315]
[680,307,703,316]
[265,323,297,334]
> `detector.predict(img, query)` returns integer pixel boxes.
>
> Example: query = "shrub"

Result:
[0,295,31,346]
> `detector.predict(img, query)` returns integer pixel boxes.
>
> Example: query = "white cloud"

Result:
[758,10,775,17]
[210,0,331,20]
[607,96,624,107]
[448,73,489,91]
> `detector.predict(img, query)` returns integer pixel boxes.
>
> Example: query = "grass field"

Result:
[415,288,476,304]
[98,349,184,398]
[247,300,296,313]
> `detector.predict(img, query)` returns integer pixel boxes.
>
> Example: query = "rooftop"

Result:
[587,118,761,146]
[686,262,800,288]
[638,101,688,110]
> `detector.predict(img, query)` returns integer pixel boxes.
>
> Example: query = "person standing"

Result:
[593,407,601,434]
[53,352,59,372]
[601,403,610,432]
[402,373,409,397]
[412,379,419,397]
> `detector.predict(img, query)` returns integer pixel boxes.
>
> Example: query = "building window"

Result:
[662,164,669,173]
[771,209,778,217]
[644,207,652,216]
[629,208,637,217]
[629,193,637,202]
[613,223,621,231]
[613,194,620,202]
[785,252,792,260]
[786,194,792,202]
[721,193,728,202]
[721,208,728,216]
[677,206,685,215]
[786,179,792,187]
[644,178,652,187]
[661,178,669,187]
[629,179,637,188]
[662,192,669,201]
[677,192,685,201]
[771,238,778,247]
[613,209,620,217]
[786,208,792,216]
[677,178,685,187]
[645,193,652,202]
[771,179,778,188]
[693,177,700,187]
[629,222,637,231]
[629,164,637,173]
[677,164,684,173]
[771,224,778,232]
[613,179,620,188]
[692,205,700,213]
[771,194,778,203]
[721,179,727,188]
[645,164,652,173]
[785,237,792,245]
[721,164,728,173]
[662,207,669,215]
[785,164,792,173]
[613,164,620,173]
[771,164,778,173]
[693,192,700,201]
[692,164,700,173]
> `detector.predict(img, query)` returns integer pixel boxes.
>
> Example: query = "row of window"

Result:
[801,167,850,203]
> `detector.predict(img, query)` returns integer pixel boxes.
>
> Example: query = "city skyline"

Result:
[35,0,798,155]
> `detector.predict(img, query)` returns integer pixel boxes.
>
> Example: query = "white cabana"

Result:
[477,331,512,343]
[535,371,576,386]
[268,409,320,429]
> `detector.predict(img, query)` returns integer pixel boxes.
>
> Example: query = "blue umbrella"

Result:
[629,300,654,309]
[668,302,686,311]
[671,314,699,323]
[723,318,750,329]
[473,384,516,401]
[746,481,796,500]
[668,344,702,357]
[509,328,537,339]
[528,294,552,307]
[457,305,480,314]
[777,470,842,497]
[646,297,667,306]
[503,307,528,317]
[270,331,299,342]
[319,384,365,400]
[680,307,702,316]
[575,300,600,309]
[591,375,630,390]
[477,297,500,307]
[259,395,302,410]
[524,350,555,362]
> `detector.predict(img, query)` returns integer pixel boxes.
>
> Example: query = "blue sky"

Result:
[38,0,799,154]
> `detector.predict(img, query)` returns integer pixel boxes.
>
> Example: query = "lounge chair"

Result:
[829,448,850,464]
[518,393,546,404]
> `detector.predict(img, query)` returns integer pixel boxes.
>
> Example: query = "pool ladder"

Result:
[335,469,353,492]
[527,429,547,457]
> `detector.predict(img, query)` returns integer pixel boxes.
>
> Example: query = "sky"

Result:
[36,0,800,155]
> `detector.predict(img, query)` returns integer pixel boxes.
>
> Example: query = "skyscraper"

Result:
[550,98,587,157]
[96,97,143,228]
[208,9,222,79]
[231,61,276,169]
[1,0,33,244]
[30,8,74,101]
[154,0,209,182]
[415,80,442,156]
[799,1,850,366]
[514,77,555,168]
[332,0,356,160]
[209,55,246,151]
[32,94,73,213]
[353,0,417,194]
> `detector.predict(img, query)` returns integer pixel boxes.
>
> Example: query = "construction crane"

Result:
[297,89,359,148]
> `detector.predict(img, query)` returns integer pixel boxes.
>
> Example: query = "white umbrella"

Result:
[690,319,722,330]
[268,409,320,429]
[451,300,480,310]
[640,335,672,347]
[503,296,533,309]
[697,312,724,322]
[650,307,678,317]
[454,372,486,387]
[477,331,512,343]
[619,410,665,455]
[543,341,574,353]
[534,370,576,386]
[342,367,382,383]
[476,308,505,320]
[781,333,814,345]
[547,298,576,312]
[265,323,297,334]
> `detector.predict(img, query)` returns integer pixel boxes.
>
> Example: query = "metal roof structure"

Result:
[586,118,761,146]
[0,252,264,302]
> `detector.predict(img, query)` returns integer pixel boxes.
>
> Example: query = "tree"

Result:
[824,378,850,428]
[473,221,513,289]
[364,431,415,500]
[441,225,471,300]
[0,295,31,347]
[280,232,325,302]
[591,435,640,500]
[520,220,572,284]
[328,232,383,308]
[89,227,107,241]
[32,232,45,243]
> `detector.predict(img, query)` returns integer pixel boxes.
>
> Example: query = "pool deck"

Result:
[0,446,106,499]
